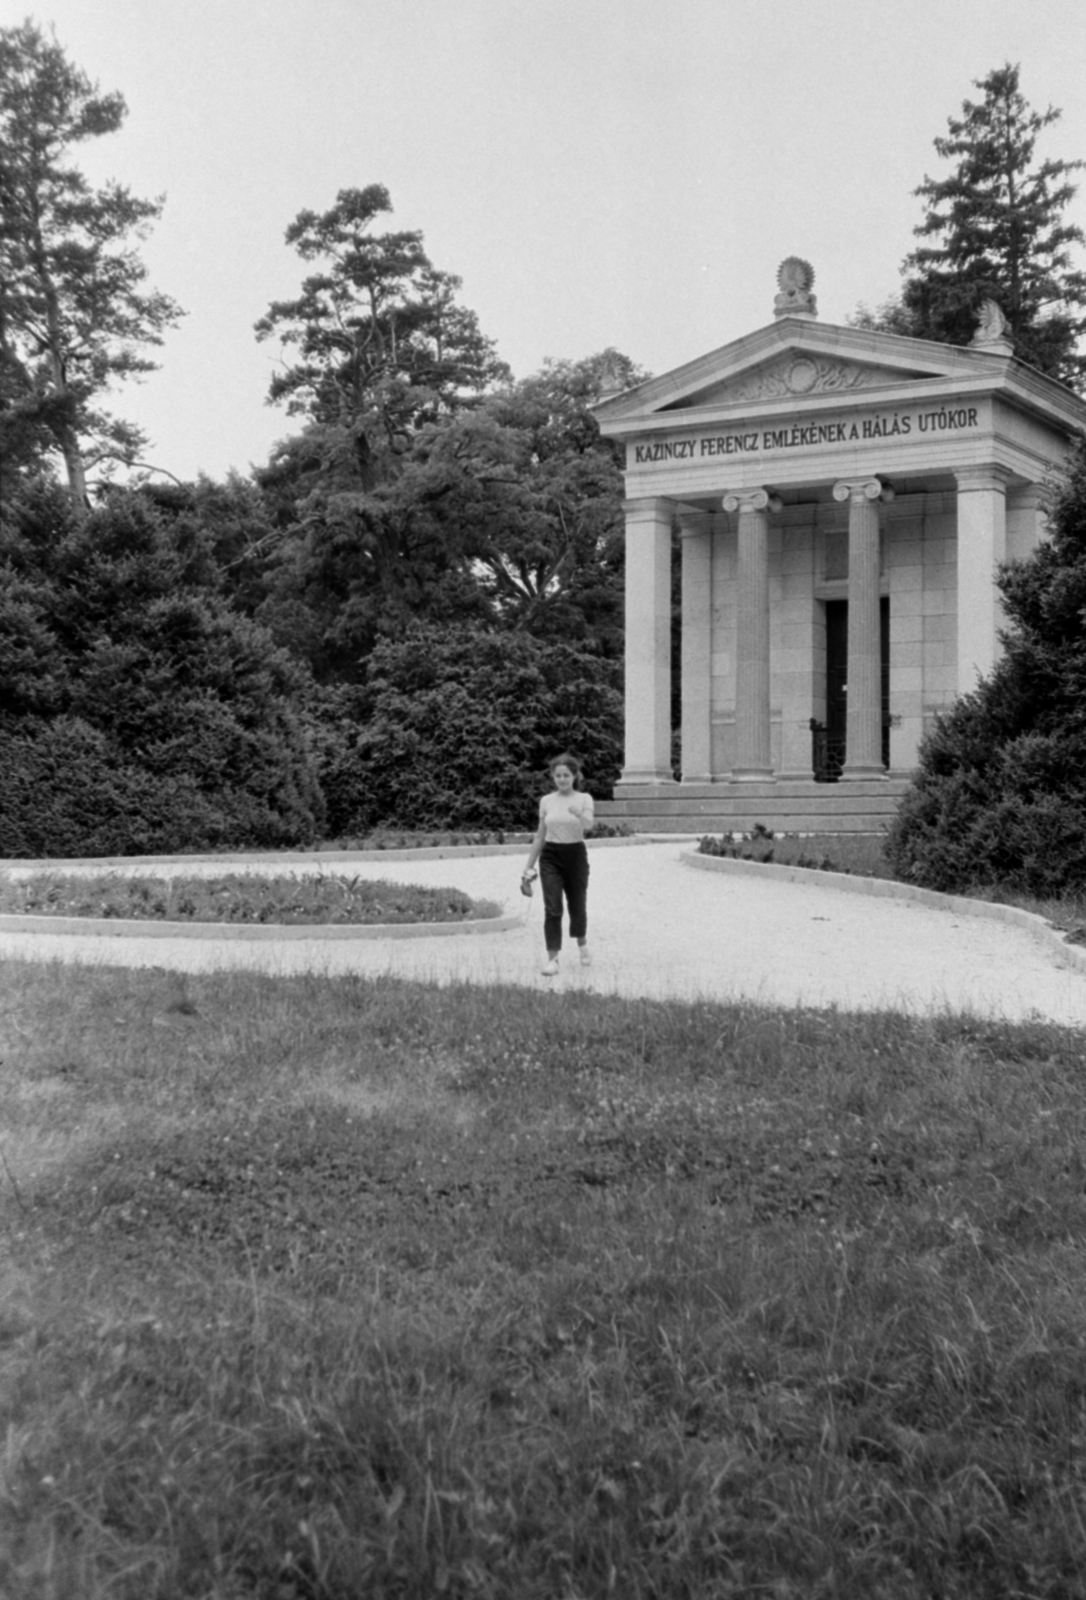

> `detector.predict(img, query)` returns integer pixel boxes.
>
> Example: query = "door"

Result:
[819,599,889,780]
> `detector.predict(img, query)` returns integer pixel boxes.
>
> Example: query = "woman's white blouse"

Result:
[540,791,595,843]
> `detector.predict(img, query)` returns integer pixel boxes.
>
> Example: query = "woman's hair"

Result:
[549,752,582,787]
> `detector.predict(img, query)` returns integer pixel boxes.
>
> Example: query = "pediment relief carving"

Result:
[677,354,911,409]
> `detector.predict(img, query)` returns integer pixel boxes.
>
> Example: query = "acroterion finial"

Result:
[774,258,818,320]
[971,299,1013,355]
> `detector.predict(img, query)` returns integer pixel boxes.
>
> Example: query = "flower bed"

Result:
[0,871,501,925]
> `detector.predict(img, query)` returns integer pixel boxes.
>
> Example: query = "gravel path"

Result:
[2,843,1085,1025]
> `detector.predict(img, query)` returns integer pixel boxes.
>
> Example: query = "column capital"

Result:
[675,505,714,539]
[723,487,780,515]
[954,464,1016,495]
[1007,481,1045,511]
[622,495,674,520]
[833,477,883,504]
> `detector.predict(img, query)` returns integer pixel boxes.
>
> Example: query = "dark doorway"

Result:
[813,599,889,780]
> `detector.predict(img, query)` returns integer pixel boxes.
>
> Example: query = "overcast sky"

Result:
[17,0,1086,483]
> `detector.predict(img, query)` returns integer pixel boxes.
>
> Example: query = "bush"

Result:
[0,484,324,856]
[319,624,623,834]
[885,440,1086,895]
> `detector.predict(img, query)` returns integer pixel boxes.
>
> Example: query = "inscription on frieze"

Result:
[629,402,982,468]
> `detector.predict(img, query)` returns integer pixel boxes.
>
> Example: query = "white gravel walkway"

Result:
[2,843,1086,1026]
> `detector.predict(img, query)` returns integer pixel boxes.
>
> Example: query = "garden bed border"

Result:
[0,837,658,941]
[681,850,1086,976]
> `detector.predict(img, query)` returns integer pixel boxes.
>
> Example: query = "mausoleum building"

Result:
[594,262,1086,833]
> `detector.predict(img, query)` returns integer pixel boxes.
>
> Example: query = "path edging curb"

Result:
[0,837,654,873]
[680,850,1086,977]
[0,911,524,943]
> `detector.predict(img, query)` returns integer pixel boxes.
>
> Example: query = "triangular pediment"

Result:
[663,350,921,409]
[594,318,1016,425]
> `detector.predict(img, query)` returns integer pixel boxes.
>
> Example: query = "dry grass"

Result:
[3,959,1086,1597]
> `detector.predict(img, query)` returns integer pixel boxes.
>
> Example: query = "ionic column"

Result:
[677,508,713,783]
[834,478,885,780]
[619,497,675,786]
[955,465,1012,692]
[724,488,775,781]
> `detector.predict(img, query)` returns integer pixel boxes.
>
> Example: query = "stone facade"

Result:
[594,290,1086,832]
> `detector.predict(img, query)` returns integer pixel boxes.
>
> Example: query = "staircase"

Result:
[597,778,911,836]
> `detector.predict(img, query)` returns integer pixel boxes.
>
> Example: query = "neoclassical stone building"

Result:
[594,264,1086,833]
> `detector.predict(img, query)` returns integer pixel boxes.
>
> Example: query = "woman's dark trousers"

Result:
[540,842,589,954]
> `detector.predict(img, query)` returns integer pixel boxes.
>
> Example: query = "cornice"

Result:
[599,375,990,438]
[594,319,1086,442]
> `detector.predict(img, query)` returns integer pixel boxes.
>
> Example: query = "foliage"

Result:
[881,64,1086,387]
[847,295,923,338]
[247,185,527,679]
[254,184,507,488]
[0,483,324,856]
[319,624,623,834]
[414,350,641,652]
[251,423,492,679]
[0,21,182,503]
[885,438,1086,894]
[136,472,283,618]
[6,961,1086,1594]
[250,351,640,680]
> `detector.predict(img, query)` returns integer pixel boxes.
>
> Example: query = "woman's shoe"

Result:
[579,947,592,967]
[541,957,559,977]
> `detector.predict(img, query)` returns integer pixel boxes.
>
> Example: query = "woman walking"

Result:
[522,753,595,977]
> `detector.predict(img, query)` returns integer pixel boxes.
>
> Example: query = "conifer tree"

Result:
[255,185,507,491]
[899,64,1086,388]
[0,23,182,504]
[885,438,1086,895]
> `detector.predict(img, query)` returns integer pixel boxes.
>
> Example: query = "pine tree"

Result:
[0,23,182,505]
[900,64,1086,388]
[255,185,507,491]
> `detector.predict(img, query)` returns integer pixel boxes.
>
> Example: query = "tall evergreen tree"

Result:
[0,22,182,505]
[254,185,507,491]
[250,185,511,675]
[899,64,1086,387]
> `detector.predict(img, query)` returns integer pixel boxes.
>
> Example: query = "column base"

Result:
[841,765,888,782]
[617,770,677,787]
[681,772,713,785]
[731,768,776,783]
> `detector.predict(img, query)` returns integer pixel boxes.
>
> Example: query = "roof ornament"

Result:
[596,350,627,399]
[774,257,818,320]
[971,298,1014,355]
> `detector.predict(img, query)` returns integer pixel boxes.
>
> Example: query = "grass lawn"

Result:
[0,872,501,925]
[3,961,1086,1597]
[699,832,1086,944]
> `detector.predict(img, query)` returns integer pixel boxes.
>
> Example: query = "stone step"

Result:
[601,813,895,835]
[612,779,910,800]
[597,779,910,835]
[604,795,904,815]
